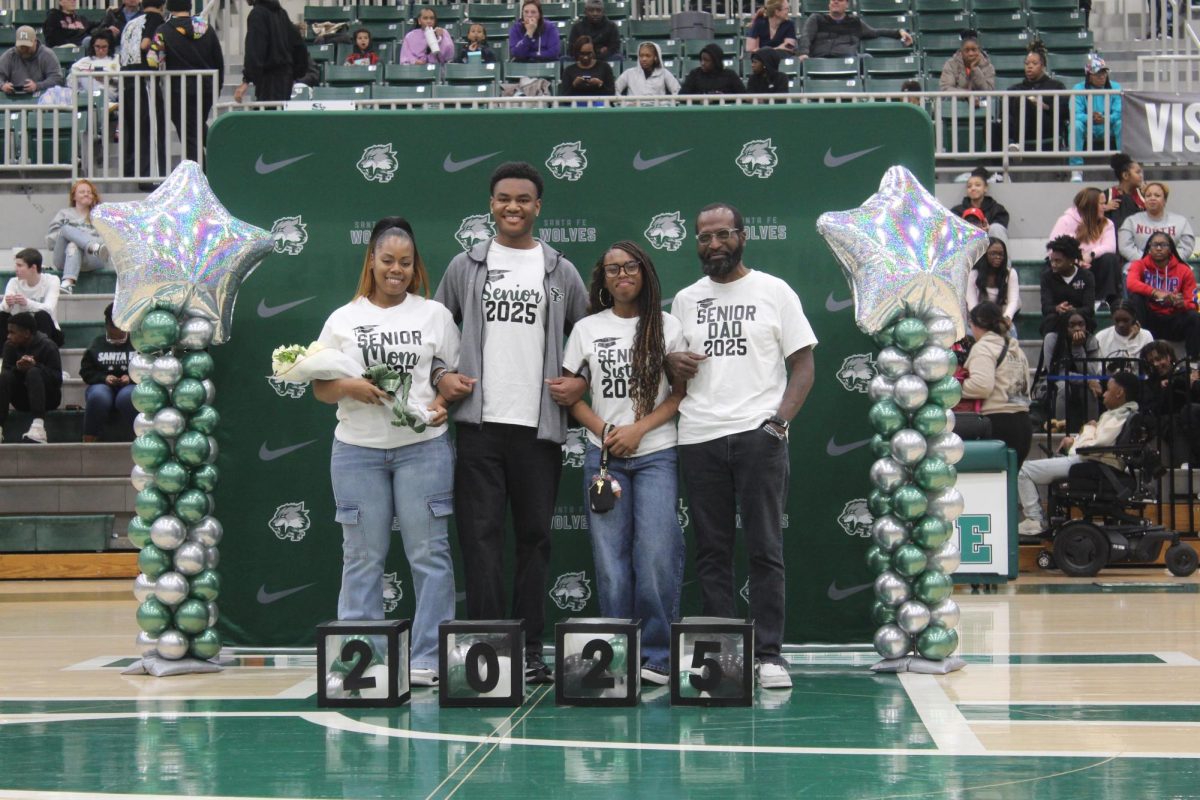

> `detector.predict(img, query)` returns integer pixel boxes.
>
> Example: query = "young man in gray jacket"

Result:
[434,161,588,684]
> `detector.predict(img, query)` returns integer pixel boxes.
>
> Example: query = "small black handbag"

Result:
[588,424,621,514]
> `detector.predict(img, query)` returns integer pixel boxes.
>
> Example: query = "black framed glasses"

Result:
[602,260,641,277]
[695,228,743,246]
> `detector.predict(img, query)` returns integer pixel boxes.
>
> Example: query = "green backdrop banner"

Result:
[204,104,934,647]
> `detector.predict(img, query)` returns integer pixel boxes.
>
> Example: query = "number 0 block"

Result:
[670,617,754,707]
[316,619,410,708]
[554,617,641,707]
[439,620,525,708]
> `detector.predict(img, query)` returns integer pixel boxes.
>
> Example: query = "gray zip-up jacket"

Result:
[434,238,588,444]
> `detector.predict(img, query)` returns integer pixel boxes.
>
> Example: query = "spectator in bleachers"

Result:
[1118,181,1195,264]
[118,0,165,181]
[344,28,379,66]
[795,0,912,61]
[746,48,789,94]
[0,311,63,445]
[147,0,224,165]
[0,249,62,347]
[1005,41,1067,151]
[99,0,143,42]
[455,23,497,64]
[951,167,1010,241]
[939,30,995,93]
[1048,309,1103,431]
[1048,187,1120,308]
[1126,231,1200,359]
[509,0,561,63]
[961,300,1033,465]
[560,35,614,97]
[0,26,65,96]
[746,0,797,55]
[233,0,306,103]
[967,237,1020,324]
[1040,234,1095,368]
[46,179,109,295]
[400,8,455,66]
[1137,339,1196,466]
[1103,152,1144,232]
[70,30,119,101]
[80,303,134,443]
[1069,54,1121,183]
[568,0,621,62]
[900,77,922,106]
[960,206,988,231]
[681,43,744,95]
[1096,300,1153,371]
[615,42,678,100]
[44,0,99,49]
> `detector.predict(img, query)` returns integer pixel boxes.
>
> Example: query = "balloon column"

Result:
[817,166,988,671]
[93,161,273,674]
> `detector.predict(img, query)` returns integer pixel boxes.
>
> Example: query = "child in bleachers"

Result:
[950,167,1009,241]
[1095,300,1153,372]
[1048,310,1103,431]
[1103,153,1144,232]
[344,27,378,66]
[455,23,496,63]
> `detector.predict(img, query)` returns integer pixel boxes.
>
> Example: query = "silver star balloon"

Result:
[816,166,988,340]
[92,160,274,345]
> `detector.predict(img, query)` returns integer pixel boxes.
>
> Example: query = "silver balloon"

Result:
[150,354,183,387]
[871,515,908,552]
[896,600,931,635]
[892,374,928,411]
[867,374,896,403]
[913,345,953,382]
[156,629,189,660]
[874,570,911,606]
[154,571,190,606]
[133,572,155,603]
[135,630,159,656]
[927,487,965,523]
[152,407,187,438]
[202,379,216,405]
[149,515,187,551]
[925,315,958,349]
[178,317,216,350]
[944,408,956,434]
[204,545,220,570]
[876,346,912,379]
[206,601,219,628]
[890,429,927,466]
[929,597,961,629]
[928,538,962,574]
[205,436,219,465]
[130,464,154,492]
[132,413,155,437]
[127,352,154,384]
[187,516,223,546]
[174,541,206,576]
[870,457,908,492]
[873,623,911,659]
[927,431,965,465]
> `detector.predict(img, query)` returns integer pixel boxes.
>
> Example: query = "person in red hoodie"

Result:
[1126,230,1200,358]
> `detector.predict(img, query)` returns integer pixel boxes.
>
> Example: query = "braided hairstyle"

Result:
[1026,36,1048,68]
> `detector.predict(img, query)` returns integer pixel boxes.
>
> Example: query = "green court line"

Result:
[959,704,1200,723]
[960,653,1165,665]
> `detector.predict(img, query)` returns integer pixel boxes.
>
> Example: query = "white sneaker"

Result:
[410,668,439,687]
[1070,170,1083,182]
[22,419,47,444]
[988,172,1004,184]
[640,665,669,685]
[1018,518,1046,535]
[756,661,792,689]
[1007,142,1021,153]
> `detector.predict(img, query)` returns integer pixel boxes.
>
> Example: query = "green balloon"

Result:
[866,545,892,576]
[871,600,897,626]
[190,463,219,492]
[174,489,211,524]
[174,598,209,634]
[927,376,963,409]
[127,516,153,549]
[911,515,952,549]
[136,597,171,634]
[873,324,896,349]
[180,351,214,380]
[190,627,222,659]
[135,487,170,522]
[609,635,627,673]
[892,318,929,353]
[892,543,929,578]
[137,544,170,580]
[131,433,171,469]
[131,382,169,416]
[189,569,221,601]
[188,405,220,435]
[867,489,892,517]
[870,434,891,459]
[172,378,207,414]
[174,431,211,467]
[154,461,190,494]
[891,485,928,521]
[914,570,954,605]
[912,404,949,437]
[137,310,180,352]
[914,457,957,491]
[916,625,959,660]
[869,400,906,437]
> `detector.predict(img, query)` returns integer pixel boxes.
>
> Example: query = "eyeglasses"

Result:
[1149,241,1171,249]
[695,228,743,246]
[603,260,641,277]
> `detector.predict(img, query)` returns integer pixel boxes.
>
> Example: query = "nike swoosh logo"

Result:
[827,581,873,601]
[826,436,872,457]
[823,145,883,168]
[257,583,316,604]
[825,292,854,312]
[443,151,502,172]
[258,439,318,461]
[633,149,692,170]
[255,153,313,175]
[257,297,316,318]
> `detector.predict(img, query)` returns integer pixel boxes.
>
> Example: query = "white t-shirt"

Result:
[563,310,685,456]
[1095,325,1153,362]
[317,294,460,449]
[671,269,818,445]
[1,275,61,328]
[481,241,547,427]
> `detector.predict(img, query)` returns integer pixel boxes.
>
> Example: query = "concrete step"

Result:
[56,293,114,324]
[2,409,135,444]
[61,348,83,375]
[0,442,132,479]
[0,476,135,515]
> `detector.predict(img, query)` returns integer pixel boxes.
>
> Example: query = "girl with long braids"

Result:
[561,240,686,686]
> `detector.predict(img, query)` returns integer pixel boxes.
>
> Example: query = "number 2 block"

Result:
[438,620,525,708]
[316,619,411,708]
[670,617,754,707]
[554,618,641,707]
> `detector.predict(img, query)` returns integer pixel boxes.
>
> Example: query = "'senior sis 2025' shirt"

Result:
[670,269,817,445]
[563,310,685,456]
[481,241,548,427]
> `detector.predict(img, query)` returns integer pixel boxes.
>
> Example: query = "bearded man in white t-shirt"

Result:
[667,202,817,691]
[434,161,589,685]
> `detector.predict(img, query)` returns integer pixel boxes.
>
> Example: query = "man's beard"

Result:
[700,243,743,278]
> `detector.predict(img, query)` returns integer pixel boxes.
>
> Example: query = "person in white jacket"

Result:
[1118,181,1195,264]
[615,42,679,105]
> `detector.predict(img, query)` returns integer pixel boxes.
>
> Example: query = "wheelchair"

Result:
[1034,413,1200,578]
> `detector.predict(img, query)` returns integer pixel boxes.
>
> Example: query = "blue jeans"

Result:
[52,224,107,282]
[584,444,684,671]
[330,435,456,670]
[83,383,135,438]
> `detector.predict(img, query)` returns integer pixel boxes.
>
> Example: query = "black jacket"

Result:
[681,44,744,94]
[80,335,134,385]
[746,48,789,93]
[2,331,63,387]
[242,0,302,83]
[1039,266,1095,332]
[155,14,225,86]
[1007,74,1068,142]
[567,17,620,57]
[43,9,98,47]
[951,195,1010,228]
[560,59,615,96]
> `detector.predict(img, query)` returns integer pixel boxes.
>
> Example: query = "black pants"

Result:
[1089,253,1121,304]
[986,411,1033,467]
[0,366,62,424]
[454,422,561,654]
[120,71,165,178]
[254,67,294,102]
[1128,293,1200,357]
[167,80,214,164]
[0,311,62,347]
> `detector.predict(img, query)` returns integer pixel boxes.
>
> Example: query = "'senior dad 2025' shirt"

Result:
[481,241,548,427]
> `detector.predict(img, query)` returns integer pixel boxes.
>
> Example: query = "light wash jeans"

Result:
[330,434,456,670]
[52,224,107,282]
[1018,454,1080,524]
[583,444,684,671]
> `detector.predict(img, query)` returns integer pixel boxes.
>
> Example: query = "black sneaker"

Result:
[525,653,554,684]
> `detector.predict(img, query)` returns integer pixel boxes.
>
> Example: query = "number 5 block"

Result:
[316,619,411,708]
[554,618,641,707]
[439,620,525,708]
[670,617,754,707]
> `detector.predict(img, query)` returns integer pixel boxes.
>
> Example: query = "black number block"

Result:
[439,619,525,708]
[554,618,641,707]
[670,617,754,707]
[316,619,411,708]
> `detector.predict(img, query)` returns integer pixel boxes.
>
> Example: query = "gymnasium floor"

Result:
[2,572,1199,799]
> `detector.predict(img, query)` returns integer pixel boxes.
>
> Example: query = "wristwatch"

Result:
[762,415,789,440]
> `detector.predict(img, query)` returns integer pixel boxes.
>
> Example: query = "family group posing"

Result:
[312,161,816,691]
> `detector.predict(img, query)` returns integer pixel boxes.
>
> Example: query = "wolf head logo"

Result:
[456,214,496,252]
[838,499,873,538]
[736,138,779,179]
[644,211,686,252]
[270,215,308,256]
[267,375,307,399]
[545,141,588,181]
[356,143,398,184]
[269,501,311,542]
[837,354,876,393]
[562,426,588,468]
[381,572,404,613]
[550,570,592,611]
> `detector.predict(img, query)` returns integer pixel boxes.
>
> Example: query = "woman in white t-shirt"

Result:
[312,218,459,688]
[1095,300,1153,373]
[562,241,686,686]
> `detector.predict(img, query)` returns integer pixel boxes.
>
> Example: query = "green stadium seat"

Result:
[915,12,972,32]
[307,42,338,63]
[626,18,671,39]
[12,10,45,26]
[605,1,632,18]
[541,2,575,19]
[972,9,1027,29]
[504,61,559,80]
[1027,0,1077,9]
[865,53,922,77]
[311,85,371,101]
[434,82,497,99]
[804,76,864,93]
[0,27,15,48]
[33,515,113,552]
[466,3,518,21]
[304,5,356,24]
[426,5,466,23]
[357,4,406,22]
[444,61,501,83]
[859,0,911,12]
[681,53,739,74]
[860,12,912,30]
[1037,29,1093,52]
[323,64,383,85]
[0,10,11,26]
[984,28,1033,51]
[921,73,942,90]
[916,31,960,56]
[480,20,511,39]
[53,45,83,70]
[970,0,1021,9]
[371,84,434,101]
[912,0,967,12]
[681,38,740,57]
[713,17,742,36]
[383,63,440,85]
[375,40,396,63]
[804,55,860,76]
[989,52,1029,77]
[801,0,828,12]
[863,36,912,54]
[362,22,405,42]
[1029,9,1085,29]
